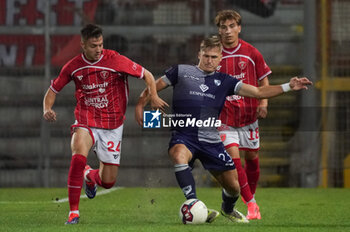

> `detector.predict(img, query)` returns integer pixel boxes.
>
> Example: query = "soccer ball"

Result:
[179,199,208,224]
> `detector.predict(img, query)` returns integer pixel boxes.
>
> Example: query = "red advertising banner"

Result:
[0,0,98,67]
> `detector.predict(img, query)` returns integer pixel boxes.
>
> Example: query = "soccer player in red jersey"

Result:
[215,10,271,220]
[43,24,167,224]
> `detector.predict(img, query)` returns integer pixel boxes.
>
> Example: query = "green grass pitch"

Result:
[0,187,349,232]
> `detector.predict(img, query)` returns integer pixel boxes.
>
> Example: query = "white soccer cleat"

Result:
[206,208,220,223]
[221,208,249,223]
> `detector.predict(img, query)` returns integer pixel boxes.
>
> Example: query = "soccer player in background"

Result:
[215,9,271,220]
[43,24,167,225]
[135,35,312,223]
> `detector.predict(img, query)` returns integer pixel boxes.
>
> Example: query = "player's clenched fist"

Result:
[43,109,57,122]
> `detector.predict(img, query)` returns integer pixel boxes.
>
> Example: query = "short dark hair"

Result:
[215,10,242,27]
[80,24,103,41]
[200,35,222,51]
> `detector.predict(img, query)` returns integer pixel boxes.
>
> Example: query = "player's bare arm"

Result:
[257,77,269,119]
[142,69,169,111]
[238,76,312,99]
[135,77,169,126]
[43,88,57,122]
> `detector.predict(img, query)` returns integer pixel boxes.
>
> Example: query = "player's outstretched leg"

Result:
[83,165,97,199]
[206,209,220,223]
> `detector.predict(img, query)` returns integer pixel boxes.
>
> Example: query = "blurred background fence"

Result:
[0,0,349,188]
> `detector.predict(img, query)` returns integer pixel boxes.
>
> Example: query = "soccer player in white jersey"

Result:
[215,9,271,220]
[43,24,167,225]
[135,35,312,224]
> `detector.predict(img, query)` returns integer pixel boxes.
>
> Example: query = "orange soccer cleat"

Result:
[65,213,79,225]
[246,202,261,220]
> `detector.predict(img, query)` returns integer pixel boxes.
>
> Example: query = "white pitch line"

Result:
[53,187,123,203]
[0,187,123,205]
[0,201,49,204]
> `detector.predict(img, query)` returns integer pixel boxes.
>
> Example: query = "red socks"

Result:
[87,169,115,189]
[67,155,115,213]
[233,157,260,202]
[245,157,260,195]
[67,154,86,211]
[87,169,102,186]
[233,158,254,203]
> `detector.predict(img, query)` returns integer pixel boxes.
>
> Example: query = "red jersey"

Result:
[218,39,271,127]
[50,49,145,129]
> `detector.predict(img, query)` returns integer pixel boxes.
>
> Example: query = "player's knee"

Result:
[168,150,183,164]
[71,143,90,156]
[224,179,240,196]
[169,144,192,164]
[170,154,186,164]
[101,180,115,189]
[170,152,191,165]
[245,151,259,160]
[224,185,240,197]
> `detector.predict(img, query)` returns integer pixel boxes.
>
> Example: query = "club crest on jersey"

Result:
[238,60,247,70]
[214,79,221,86]
[220,133,226,142]
[199,84,209,92]
[100,70,109,79]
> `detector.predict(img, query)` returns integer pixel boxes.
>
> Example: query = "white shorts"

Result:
[218,120,260,151]
[71,123,123,166]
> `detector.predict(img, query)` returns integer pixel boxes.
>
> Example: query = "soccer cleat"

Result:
[246,202,261,220]
[65,213,79,225]
[221,208,249,223]
[83,165,97,199]
[206,208,220,223]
